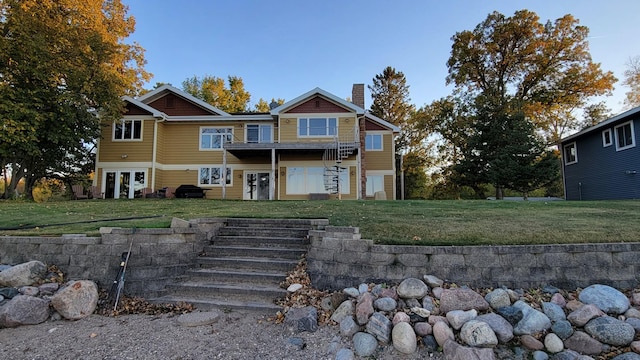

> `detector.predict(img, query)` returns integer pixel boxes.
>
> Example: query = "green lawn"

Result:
[0,199,638,246]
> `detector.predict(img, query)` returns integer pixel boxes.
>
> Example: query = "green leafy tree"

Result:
[623,56,640,108]
[447,10,616,142]
[182,75,251,113]
[580,102,611,129]
[0,0,150,199]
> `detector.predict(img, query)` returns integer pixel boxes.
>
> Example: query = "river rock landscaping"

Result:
[2,259,640,359]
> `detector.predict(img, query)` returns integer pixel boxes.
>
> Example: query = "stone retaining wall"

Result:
[0,218,226,298]
[307,226,640,291]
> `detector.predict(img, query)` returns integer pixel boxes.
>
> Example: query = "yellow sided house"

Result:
[94,84,400,200]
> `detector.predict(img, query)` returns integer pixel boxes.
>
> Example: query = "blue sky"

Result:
[124,0,640,116]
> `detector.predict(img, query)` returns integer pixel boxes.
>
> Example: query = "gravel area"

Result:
[0,311,445,360]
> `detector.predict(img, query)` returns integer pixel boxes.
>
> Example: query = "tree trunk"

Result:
[495,185,504,200]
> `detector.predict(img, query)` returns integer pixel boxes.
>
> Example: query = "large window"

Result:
[615,121,635,151]
[298,117,337,137]
[366,175,384,196]
[199,167,231,186]
[246,124,272,143]
[113,119,142,140]
[564,142,577,165]
[286,167,349,194]
[365,134,383,150]
[200,127,233,150]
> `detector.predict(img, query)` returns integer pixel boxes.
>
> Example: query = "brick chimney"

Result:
[352,83,365,109]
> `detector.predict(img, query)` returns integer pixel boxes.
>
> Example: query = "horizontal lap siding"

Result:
[162,122,241,164]
[564,118,640,200]
[100,119,155,162]
[365,133,394,170]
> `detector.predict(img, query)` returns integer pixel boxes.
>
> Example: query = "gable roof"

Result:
[270,87,363,115]
[365,111,401,133]
[122,96,167,119]
[561,106,640,143]
[137,84,231,116]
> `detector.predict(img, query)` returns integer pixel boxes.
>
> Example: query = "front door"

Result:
[245,172,270,200]
[104,170,146,199]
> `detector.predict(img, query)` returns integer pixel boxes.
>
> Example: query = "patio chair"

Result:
[72,185,89,200]
[89,186,103,199]
[164,187,176,198]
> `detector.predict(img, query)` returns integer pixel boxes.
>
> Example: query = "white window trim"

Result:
[564,142,577,165]
[198,166,232,187]
[365,133,384,151]
[297,117,338,138]
[602,128,612,147]
[245,123,273,143]
[614,121,636,151]
[112,119,143,141]
[199,126,233,151]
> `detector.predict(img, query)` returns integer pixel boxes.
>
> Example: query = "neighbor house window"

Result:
[615,121,635,151]
[286,166,349,194]
[564,142,577,165]
[199,167,231,186]
[366,175,384,196]
[602,129,612,147]
[365,134,383,150]
[200,127,233,150]
[113,119,142,140]
[246,124,272,143]
[298,117,337,137]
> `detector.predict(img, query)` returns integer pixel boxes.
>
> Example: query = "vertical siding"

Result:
[564,118,640,200]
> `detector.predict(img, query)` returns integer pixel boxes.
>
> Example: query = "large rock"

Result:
[579,284,630,314]
[551,320,574,340]
[331,300,354,324]
[496,305,523,326]
[339,316,359,338]
[512,300,551,335]
[284,306,318,333]
[584,316,635,346]
[477,313,514,343]
[392,322,417,354]
[440,288,490,313]
[567,304,604,327]
[396,278,429,299]
[563,331,603,355]
[446,309,477,330]
[0,295,50,327]
[485,288,511,310]
[353,332,378,357]
[0,261,47,287]
[544,333,564,353]
[373,297,397,312]
[50,280,99,320]
[365,312,392,344]
[356,292,374,325]
[442,339,497,360]
[611,353,640,360]
[542,302,567,323]
[433,320,455,347]
[460,320,498,347]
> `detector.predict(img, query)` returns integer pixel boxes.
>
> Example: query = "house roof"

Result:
[122,96,167,119]
[137,84,231,116]
[561,106,640,143]
[365,111,401,133]
[270,87,363,115]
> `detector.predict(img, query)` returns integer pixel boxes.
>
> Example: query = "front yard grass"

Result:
[0,199,638,246]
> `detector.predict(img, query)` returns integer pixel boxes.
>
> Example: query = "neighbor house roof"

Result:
[561,106,640,143]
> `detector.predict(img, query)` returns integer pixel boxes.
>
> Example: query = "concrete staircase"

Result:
[152,218,326,313]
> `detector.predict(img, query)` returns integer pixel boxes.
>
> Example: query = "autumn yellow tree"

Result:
[0,0,150,198]
[182,75,251,113]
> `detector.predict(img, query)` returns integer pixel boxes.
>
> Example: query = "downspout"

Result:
[222,148,227,199]
[359,115,366,200]
[93,137,101,187]
[151,118,160,190]
[271,148,275,200]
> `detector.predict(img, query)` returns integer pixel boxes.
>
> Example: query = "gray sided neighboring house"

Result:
[560,107,640,200]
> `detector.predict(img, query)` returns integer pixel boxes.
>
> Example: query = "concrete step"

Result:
[212,235,310,248]
[203,245,306,260]
[197,256,298,272]
[185,268,286,284]
[166,281,286,298]
[225,218,328,229]
[217,226,310,238]
[150,295,282,313]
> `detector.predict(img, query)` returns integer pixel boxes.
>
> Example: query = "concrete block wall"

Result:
[307,226,640,290]
[0,223,206,298]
